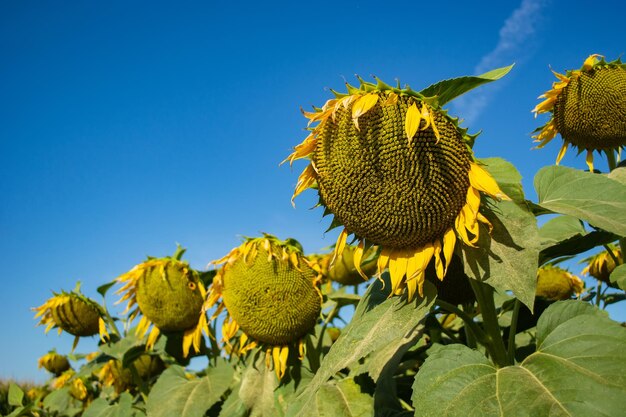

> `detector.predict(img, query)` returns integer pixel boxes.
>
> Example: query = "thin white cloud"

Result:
[453,0,548,124]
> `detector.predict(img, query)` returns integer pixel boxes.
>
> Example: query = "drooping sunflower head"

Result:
[38,351,71,376]
[33,283,109,350]
[116,246,208,357]
[97,353,165,394]
[207,234,322,379]
[310,244,378,286]
[533,54,626,170]
[581,244,623,285]
[536,265,584,301]
[286,77,507,300]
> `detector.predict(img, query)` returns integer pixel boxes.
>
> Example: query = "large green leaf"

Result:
[461,200,539,310]
[83,393,145,417]
[610,264,626,291]
[538,215,586,250]
[302,378,373,417]
[419,65,513,106]
[286,276,435,416]
[411,301,626,416]
[478,157,525,203]
[42,387,83,417]
[535,166,626,237]
[146,363,233,417]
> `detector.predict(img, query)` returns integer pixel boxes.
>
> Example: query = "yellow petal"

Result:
[532,97,556,115]
[331,228,348,268]
[442,228,456,276]
[556,142,568,165]
[469,162,509,200]
[292,164,318,206]
[582,54,602,71]
[420,105,431,130]
[405,103,421,144]
[352,240,368,280]
[430,112,441,142]
[136,316,151,338]
[551,70,570,83]
[98,317,109,343]
[383,92,398,106]
[388,250,409,295]
[433,240,444,280]
[455,209,475,248]
[585,149,594,172]
[351,93,379,130]
[146,326,160,350]
[533,121,558,148]
[284,133,318,166]
[377,248,391,276]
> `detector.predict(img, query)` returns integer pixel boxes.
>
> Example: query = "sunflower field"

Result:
[5,54,626,417]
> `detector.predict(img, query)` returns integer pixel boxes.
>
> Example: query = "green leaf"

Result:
[538,215,586,250]
[97,280,117,298]
[461,200,540,310]
[412,301,626,416]
[286,276,435,416]
[99,332,143,360]
[238,355,281,417]
[610,264,626,290]
[42,387,83,417]
[477,157,525,203]
[607,165,626,186]
[301,378,373,417]
[146,363,234,417]
[83,393,145,417]
[7,383,24,407]
[535,166,626,237]
[419,65,514,106]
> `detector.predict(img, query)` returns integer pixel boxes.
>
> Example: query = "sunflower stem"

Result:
[506,299,521,364]
[434,300,488,347]
[595,280,603,308]
[463,304,478,349]
[468,279,509,367]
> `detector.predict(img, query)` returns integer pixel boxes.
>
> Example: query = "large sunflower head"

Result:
[581,244,623,285]
[532,54,626,170]
[33,283,109,350]
[286,77,507,300]
[207,234,322,379]
[536,265,584,301]
[38,351,71,376]
[116,246,208,357]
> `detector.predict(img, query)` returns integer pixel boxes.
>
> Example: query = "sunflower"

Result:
[116,247,209,358]
[532,54,626,171]
[38,351,71,376]
[535,265,584,301]
[98,354,164,394]
[33,283,109,351]
[310,244,378,286]
[206,234,323,379]
[581,244,623,285]
[286,78,507,301]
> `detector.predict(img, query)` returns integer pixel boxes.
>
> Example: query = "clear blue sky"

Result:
[2,0,625,381]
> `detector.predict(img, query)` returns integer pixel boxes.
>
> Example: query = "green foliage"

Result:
[535,165,626,236]
[419,65,514,106]
[412,301,626,416]
[146,364,233,417]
